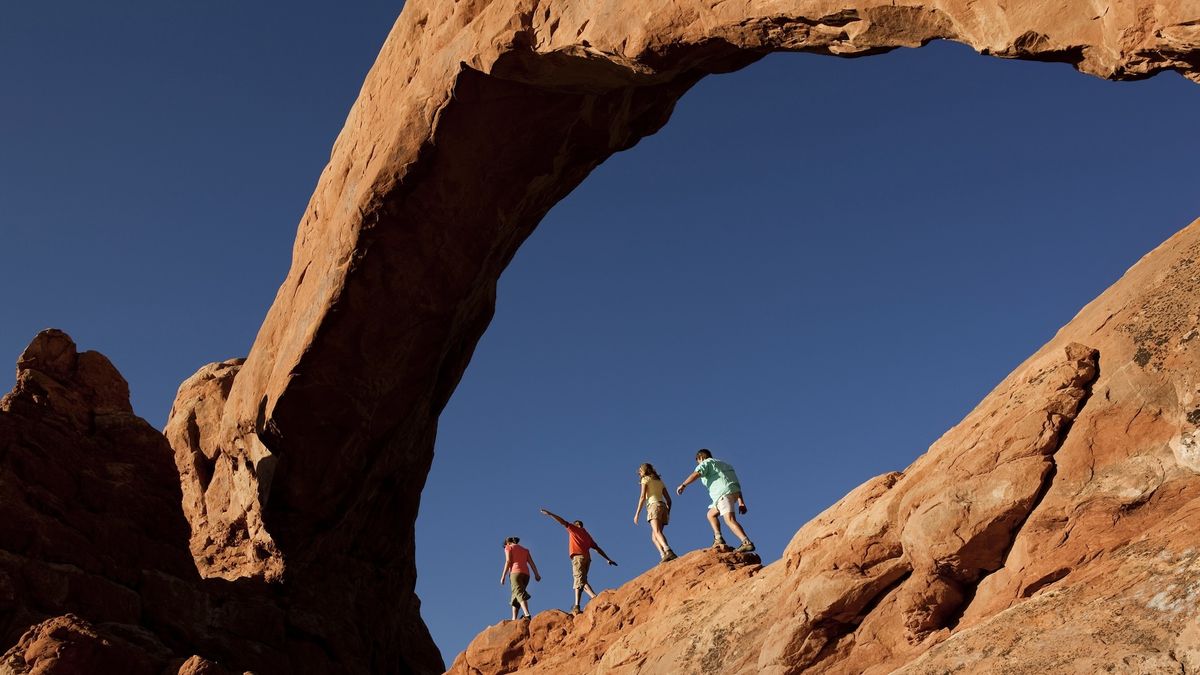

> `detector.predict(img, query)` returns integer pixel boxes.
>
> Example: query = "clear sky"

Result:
[3,2,1199,668]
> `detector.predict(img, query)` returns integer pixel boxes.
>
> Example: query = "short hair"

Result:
[696,448,712,460]
[504,536,519,545]
[572,520,584,528]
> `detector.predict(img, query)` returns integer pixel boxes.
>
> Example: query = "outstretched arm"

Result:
[676,471,701,495]
[540,508,569,527]
[591,543,618,566]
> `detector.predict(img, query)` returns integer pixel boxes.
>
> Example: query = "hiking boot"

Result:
[662,549,678,562]
[735,540,756,553]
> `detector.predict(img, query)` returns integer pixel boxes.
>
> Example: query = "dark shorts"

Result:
[510,573,530,607]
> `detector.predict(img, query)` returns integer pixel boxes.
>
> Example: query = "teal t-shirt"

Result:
[695,458,741,508]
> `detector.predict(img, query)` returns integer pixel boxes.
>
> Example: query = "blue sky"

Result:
[3,3,1199,667]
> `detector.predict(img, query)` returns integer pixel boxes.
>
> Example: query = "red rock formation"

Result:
[3,2,1199,673]
[0,614,161,675]
[159,1,1199,671]
[0,330,435,674]
[447,219,1200,673]
[0,330,203,672]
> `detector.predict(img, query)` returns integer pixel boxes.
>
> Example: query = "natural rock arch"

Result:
[164,2,1200,672]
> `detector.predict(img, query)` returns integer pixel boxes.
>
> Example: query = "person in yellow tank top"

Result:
[633,463,677,563]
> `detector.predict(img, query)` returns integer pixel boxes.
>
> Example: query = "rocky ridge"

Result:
[450,218,1200,672]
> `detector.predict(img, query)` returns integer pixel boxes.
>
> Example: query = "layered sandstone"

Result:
[448,218,1200,673]
[159,1,1199,671]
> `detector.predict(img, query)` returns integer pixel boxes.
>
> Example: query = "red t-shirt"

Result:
[506,544,531,575]
[566,524,595,559]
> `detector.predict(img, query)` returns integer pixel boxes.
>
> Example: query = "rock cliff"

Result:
[2,1,1199,673]
[0,330,437,674]
[449,218,1200,673]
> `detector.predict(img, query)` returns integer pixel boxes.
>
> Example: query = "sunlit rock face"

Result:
[2,1,1197,673]
[449,219,1200,673]
[161,0,1198,671]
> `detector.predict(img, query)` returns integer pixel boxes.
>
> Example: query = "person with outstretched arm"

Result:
[676,448,755,553]
[539,508,618,615]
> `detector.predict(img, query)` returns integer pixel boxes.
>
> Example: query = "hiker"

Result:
[500,536,541,620]
[633,462,677,563]
[675,448,756,553]
[539,508,618,614]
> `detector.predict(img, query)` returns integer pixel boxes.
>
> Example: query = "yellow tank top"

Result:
[641,475,667,505]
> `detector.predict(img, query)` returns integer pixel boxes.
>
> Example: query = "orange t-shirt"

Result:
[566,524,595,559]
[507,544,531,575]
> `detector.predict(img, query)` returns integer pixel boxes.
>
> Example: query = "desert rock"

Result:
[161,1,1200,671]
[0,330,415,674]
[2,1,1199,673]
[448,218,1200,673]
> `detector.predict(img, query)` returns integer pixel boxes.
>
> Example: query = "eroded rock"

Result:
[449,218,1200,672]
[163,2,1200,671]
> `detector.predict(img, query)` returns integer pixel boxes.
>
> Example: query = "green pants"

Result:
[510,573,531,607]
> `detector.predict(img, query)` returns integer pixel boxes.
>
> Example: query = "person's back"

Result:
[507,543,531,574]
[565,523,595,559]
[642,474,667,504]
[696,456,741,502]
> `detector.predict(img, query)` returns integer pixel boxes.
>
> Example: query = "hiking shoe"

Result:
[735,540,756,553]
[662,549,678,562]
[571,605,581,616]
[713,536,727,548]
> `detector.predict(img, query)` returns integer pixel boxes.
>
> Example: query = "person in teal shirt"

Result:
[675,448,755,553]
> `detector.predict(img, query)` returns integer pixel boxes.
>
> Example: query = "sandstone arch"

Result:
[163,2,1200,672]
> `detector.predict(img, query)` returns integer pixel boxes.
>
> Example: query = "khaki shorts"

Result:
[647,501,670,526]
[571,555,591,589]
[510,573,530,607]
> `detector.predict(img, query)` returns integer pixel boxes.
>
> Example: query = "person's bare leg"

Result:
[722,512,750,543]
[650,519,668,554]
[583,583,597,599]
[573,586,582,611]
[706,508,722,536]
[707,508,724,541]
[519,599,531,618]
[511,605,518,620]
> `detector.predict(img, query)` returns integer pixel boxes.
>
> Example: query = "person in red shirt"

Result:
[540,508,618,614]
[500,536,541,620]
